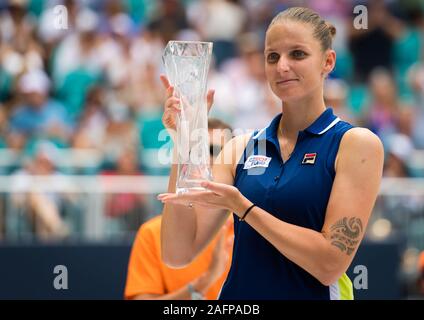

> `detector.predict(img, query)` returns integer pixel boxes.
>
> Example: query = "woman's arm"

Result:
[159,74,227,268]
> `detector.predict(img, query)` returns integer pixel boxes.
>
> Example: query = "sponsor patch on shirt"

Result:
[243,155,272,170]
[302,153,317,165]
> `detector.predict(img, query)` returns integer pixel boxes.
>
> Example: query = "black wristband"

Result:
[239,204,256,222]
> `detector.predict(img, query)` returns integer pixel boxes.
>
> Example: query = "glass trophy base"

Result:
[176,179,208,194]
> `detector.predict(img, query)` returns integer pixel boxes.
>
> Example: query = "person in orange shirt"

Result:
[418,251,424,296]
[125,119,234,300]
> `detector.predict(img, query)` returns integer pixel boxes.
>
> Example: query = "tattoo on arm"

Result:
[327,217,363,255]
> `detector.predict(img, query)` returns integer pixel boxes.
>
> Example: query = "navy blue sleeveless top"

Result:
[219,108,354,300]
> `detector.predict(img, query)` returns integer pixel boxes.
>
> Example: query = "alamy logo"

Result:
[53,5,68,30]
[53,265,68,290]
[353,265,368,290]
[353,5,368,30]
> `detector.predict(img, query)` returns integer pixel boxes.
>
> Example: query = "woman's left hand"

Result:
[157,181,252,216]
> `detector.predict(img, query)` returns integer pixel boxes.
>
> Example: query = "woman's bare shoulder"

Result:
[335,127,384,173]
[340,127,383,152]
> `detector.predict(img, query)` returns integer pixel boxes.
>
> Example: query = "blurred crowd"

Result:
[1,0,424,240]
[1,0,424,298]
[1,0,424,176]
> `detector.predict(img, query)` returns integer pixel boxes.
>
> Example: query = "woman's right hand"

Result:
[159,75,215,133]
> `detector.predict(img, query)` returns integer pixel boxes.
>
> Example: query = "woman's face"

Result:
[264,21,335,103]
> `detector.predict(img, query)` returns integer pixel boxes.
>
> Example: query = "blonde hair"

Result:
[268,7,336,51]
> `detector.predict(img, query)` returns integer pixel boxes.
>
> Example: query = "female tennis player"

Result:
[158,7,384,299]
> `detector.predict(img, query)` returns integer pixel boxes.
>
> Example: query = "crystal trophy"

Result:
[162,41,214,194]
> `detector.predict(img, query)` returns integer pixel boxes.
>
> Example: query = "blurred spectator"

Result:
[101,88,139,166]
[409,62,424,104]
[0,0,37,52]
[0,31,44,78]
[0,105,8,147]
[408,62,424,149]
[125,0,157,26]
[309,0,350,17]
[98,0,130,34]
[207,59,238,125]
[221,32,279,130]
[72,85,108,150]
[9,140,70,240]
[310,0,352,79]
[7,69,71,149]
[391,5,424,101]
[38,0,79,49]
[239,0,274,38]
[130,25,164,73]
[188,0,247,68]
[0,1,44,79]
[324,78,356,124]
[418,251,424,296]
[133,62,163,113]
[363,68,413,146]
[52,6,108,120]
[376,134,423,264]
[136,110,169,176]
[383,133,414,177]
[348,0,404,83]
[148,0,189,44]
[0,32,14,102]
[102,147,148,232]
[52,7,102,94]
[130,27,165,114]
[99,13,134,88]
